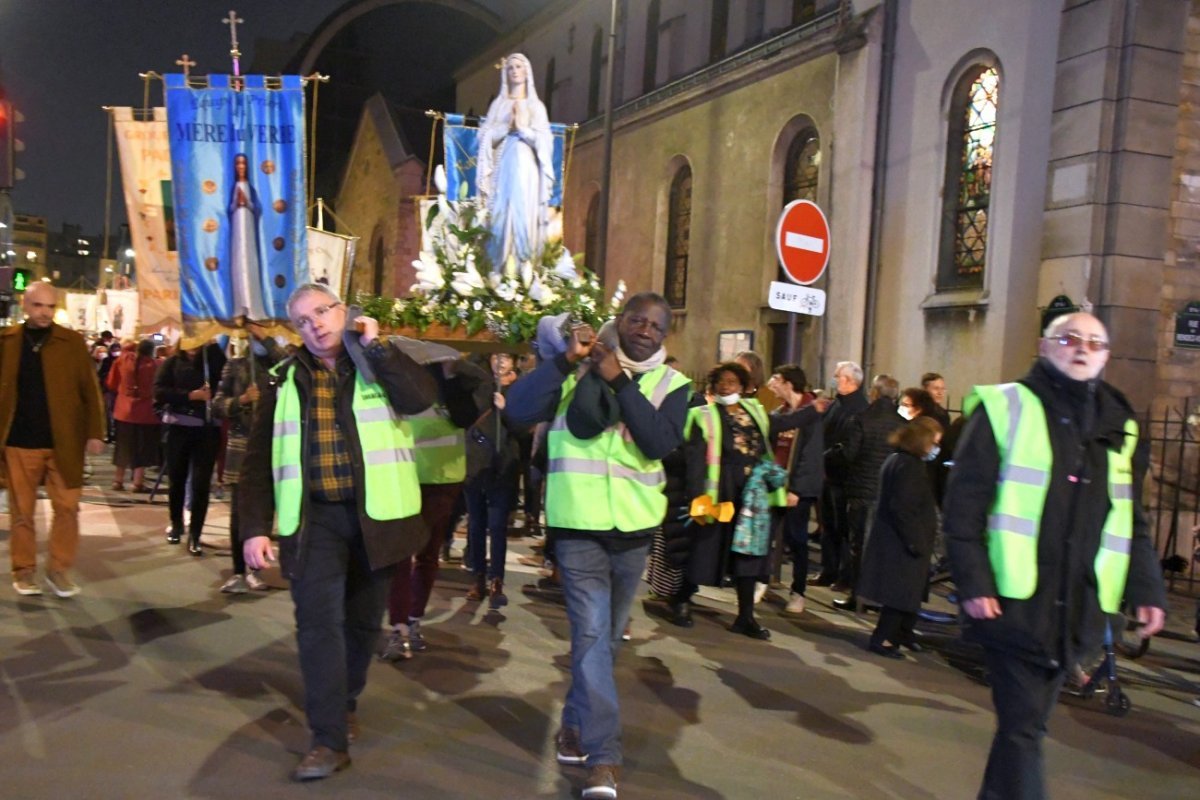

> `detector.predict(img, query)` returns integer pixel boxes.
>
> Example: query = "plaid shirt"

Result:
[307,357,355,503]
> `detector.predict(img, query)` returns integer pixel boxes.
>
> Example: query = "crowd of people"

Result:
[0,278,1171,800]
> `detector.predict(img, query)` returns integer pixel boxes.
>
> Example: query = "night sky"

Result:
[0,0,547,236]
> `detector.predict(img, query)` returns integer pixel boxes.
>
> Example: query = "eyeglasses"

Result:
[292,302,341,332]
[1051,332,1109,353]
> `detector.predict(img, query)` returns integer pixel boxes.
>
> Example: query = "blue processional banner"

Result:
[165,74,307,344]
[443,113,568,207]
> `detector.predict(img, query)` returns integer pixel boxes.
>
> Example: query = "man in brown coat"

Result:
[0,282,105,597]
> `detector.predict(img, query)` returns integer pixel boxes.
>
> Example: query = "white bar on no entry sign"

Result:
[784,232,824,253]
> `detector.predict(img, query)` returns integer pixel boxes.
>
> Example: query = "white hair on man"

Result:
[835,360,864,386]
[287,282,342,318]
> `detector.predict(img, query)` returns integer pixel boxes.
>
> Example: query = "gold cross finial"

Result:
[175,54,196,77]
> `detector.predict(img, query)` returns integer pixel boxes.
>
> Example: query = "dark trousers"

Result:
[464,481,514,580]
[979,648,1067,800]
[387,482,462,625]
[165,424,221,538]
[845,497,873,592]
[870,606,916,647]
[291,501,393,752]
[229,483,246,574]
[819,483,850,583]
[782,499,815,594]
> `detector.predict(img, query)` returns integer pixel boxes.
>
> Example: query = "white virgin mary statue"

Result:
[476,53,555,271]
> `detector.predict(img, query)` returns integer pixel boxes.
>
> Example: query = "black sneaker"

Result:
[555,728,587,765]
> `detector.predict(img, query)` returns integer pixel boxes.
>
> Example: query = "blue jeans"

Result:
[464,482,513,580]
[556,534,650,767]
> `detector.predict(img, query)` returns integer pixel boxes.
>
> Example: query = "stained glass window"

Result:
[783,127,820,205]
[938,65,998,290]
[665,165,692,309]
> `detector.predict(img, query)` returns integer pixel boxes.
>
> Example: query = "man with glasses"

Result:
[944,312,1166,799]
[239,283,437,780]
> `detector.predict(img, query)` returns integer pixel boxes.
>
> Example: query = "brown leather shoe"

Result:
[292,746,350,781]
[466,574,486,601]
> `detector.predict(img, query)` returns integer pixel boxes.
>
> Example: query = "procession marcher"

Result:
[765,364,822,615]
[859,416,942,657]
[0,282,106,597]
[812,360,868,588]
[380,343,490,659]
[831,373,903,611]
[682,362,822,639]
[240,284,437,780]
[107,338,162,492]
[944,311,1166,800]
[154,339,226,555]
[212,324,283,593]
[504,293,691,800]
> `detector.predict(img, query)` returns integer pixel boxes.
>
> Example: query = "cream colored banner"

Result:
[112,107,181,341]
[306,227,358,300]
[65,292,98,332]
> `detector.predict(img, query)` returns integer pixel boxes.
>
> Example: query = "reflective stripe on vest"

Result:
[545,365,690,532]
[271,363,421,536]
[968,382,1137,612]
[408,404,466,484]
[685,399,785,521]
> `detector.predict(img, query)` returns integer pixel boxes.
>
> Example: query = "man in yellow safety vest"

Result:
[239,283,437,781]
[944,311,1166,800]
[505,293,691,800]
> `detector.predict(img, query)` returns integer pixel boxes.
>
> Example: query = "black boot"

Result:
[166,523,182,545]
[187,531,203,556]
[667,599,694,628]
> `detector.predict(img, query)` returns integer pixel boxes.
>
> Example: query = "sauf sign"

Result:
[768,199,828,316]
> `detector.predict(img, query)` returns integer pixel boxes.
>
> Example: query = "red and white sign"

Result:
[775,199,830,286]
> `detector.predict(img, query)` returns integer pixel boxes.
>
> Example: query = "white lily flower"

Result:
[553,248,579,281]
[520,260,536,288]
[433,164,448,195]
[472,300,483,311]
[494,281,517,302]
[503,254,519,281]
[450,269,486,296]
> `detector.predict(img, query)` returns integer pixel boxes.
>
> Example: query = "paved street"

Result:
[1,457,1198,799]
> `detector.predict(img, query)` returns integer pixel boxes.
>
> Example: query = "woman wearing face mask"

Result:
[897,387,937,422]
[857,415,944,658]
[682,362,821,639]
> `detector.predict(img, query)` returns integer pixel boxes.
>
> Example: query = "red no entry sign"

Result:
[775,199,830,286]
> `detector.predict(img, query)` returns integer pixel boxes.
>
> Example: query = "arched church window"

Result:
[938,64,999,291]
[783,127,820,205]
[664,165,692,309]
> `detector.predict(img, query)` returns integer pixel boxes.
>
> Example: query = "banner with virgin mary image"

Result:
[165,74,307,346]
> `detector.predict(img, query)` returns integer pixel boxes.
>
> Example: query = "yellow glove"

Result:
[690,494,734,524]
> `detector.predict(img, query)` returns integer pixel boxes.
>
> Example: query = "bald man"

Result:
[0,282,105,598]
[944,312,1166,800]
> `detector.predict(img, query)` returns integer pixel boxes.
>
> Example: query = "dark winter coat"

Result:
[823,388,868,485]
[772,403,824,499]
[153,344,227,423]
[858,451,938,612]
[943,359,1167,668]
[844,397,906,501]
[238,339,438,579]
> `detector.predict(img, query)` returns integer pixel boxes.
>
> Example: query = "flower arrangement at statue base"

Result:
[351,167,622,349]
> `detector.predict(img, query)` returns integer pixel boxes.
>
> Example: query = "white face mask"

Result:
[924,445,941,462]
[715,393,741,406]
[898,405,915,421]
